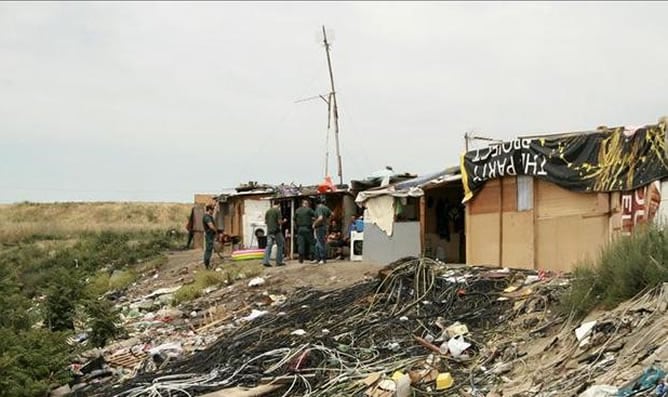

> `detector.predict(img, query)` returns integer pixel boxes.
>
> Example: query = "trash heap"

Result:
[63,275,289,395]
[92,257,572,397]
[499,281,668,397]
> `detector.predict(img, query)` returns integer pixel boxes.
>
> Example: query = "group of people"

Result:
[263,197,333,266]
[186,197,359,269]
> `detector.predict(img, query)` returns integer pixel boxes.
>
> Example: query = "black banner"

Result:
[461,121,668,201]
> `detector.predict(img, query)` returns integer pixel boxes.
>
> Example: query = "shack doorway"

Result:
[423,181,466,263]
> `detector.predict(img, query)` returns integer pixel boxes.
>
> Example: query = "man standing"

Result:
[294,199,315,263]
[262,202,286,267]
[312,197,332,265]
[202,204,217,269]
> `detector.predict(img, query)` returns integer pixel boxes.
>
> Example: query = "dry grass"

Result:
[0,202,191,244]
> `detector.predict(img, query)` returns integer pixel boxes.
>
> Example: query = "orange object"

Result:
[317,176,337,193]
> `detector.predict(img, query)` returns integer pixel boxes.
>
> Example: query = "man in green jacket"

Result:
[313,197,332,265]
[202,204,217,269]
[294,199,315,263]
[262,202,286,267]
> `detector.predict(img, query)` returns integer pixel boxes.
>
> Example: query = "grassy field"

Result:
[0,202,191,244]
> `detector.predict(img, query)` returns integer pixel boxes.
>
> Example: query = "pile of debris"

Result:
[499,281,668,396]
[62,270,290,395]
[89,257,572,396]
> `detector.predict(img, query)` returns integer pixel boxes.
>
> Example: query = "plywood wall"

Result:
[222,198,244,238]
[535,214,608,272]
[467,211,500,266]
[534,180,609,271]
[466,177,611,272]
[502,211,534,269]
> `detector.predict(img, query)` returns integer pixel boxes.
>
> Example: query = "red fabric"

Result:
[317,176,337,193]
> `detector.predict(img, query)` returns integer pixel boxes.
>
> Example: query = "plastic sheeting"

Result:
[365,195,395,236]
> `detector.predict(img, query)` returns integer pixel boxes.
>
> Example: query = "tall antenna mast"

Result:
[322,26,343,185]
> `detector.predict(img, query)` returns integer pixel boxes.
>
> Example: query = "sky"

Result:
[1,1,667,203]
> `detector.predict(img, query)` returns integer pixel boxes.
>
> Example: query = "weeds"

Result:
[561,224,668,318]
[173,262,264,305]
[108,270,138,291]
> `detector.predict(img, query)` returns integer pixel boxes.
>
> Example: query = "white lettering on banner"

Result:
[480,147,492,161]
[497,157,508,177]
[506,157,517,176]
[467,138,546,182]
[621,193,633,235]
[633,189,646,226]
[521,153,548,176]
[621,194,632,212]
[472,165,481,182]
[502,141,513,154]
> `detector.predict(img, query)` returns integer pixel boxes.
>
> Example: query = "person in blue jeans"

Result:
[312,197,332,265]
[262,202,286,267]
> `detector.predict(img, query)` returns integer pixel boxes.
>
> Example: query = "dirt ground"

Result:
[131,248,385,299]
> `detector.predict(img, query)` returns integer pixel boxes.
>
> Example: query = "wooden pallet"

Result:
[106,351,147,369]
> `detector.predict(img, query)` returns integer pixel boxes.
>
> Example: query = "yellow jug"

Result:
[436,372,454,390]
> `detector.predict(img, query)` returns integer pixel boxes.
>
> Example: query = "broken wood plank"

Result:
[198,384,282,397]
[414,335,442,354]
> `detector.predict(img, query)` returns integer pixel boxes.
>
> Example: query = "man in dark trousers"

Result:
[202,204,217,269]
[312,196,332,265]
[262,202,286,267]
[294,199,315,263]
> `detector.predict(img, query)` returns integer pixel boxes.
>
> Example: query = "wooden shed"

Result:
[355,168,465,265]
[462,120,667,272]
[217,188,274,250]
[465,176,613,271]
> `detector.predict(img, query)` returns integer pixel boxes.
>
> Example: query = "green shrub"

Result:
[562,224,668,318]
[83,298,122,348]
[44,268,84,332]
[0,328,72,396]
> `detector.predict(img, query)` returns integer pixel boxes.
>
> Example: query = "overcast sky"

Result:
[1,1,667,203]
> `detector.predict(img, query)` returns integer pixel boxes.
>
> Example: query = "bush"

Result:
[44,268,84,332]
[0,328,71,396]
[83,299,122,348]
[562,224,668,318]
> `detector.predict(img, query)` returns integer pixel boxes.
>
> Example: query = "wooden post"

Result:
[532,177,538,270]
[419,195,426,256]
[290,199,295,260]
[498,178,504,268]
[465,203,470,265]
[322,26,343,185]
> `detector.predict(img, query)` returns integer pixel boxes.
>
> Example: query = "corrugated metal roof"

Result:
[394,166,460,190]
[355,166,461,204]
